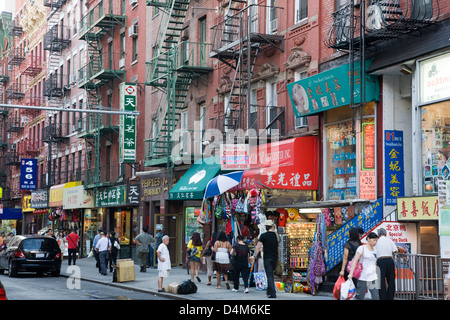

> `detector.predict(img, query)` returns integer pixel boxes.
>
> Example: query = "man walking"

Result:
[157,235,171,292]
[252,220,279,298]
[375,228,405,300]
[96,232,111,276]
[66,229,79,266]
[135,226,155,272]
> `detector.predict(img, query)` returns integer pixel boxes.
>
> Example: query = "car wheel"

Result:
[8,261,17,277]
[51,269,60,277]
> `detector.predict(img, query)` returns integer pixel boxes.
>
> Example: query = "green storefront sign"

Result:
[95,185,127,207]
[287,59,379,117]
[120,82,137,163]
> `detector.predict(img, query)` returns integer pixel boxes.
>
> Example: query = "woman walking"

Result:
[230,235,250,293]
[348,232,379,300]
[187,232,203,283]
[339,227,362,287]
[201,232,217,285]
[213,231,232,289]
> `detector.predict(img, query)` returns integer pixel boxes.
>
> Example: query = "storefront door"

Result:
[154,213,182,266]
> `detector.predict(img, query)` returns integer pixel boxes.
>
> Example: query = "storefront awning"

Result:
[169,158,221,200]
[49,181,82,207]
[0,208,22,220]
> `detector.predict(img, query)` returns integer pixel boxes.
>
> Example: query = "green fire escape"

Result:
[77,0,126,188]
[144,0,213,168]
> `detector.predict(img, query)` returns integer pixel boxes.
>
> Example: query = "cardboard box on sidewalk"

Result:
[114,259,135,282]
[165,282,179,294]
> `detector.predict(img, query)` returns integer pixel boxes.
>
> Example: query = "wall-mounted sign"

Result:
[385,130,405,205]
[397,196,439,221]
[287,59,380,117]
[419,52,450,105]
[95,185,127,207]
[119,82,137,163]
[20,158,37,190]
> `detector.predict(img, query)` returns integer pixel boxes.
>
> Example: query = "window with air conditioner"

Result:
[128,24,138,37]
[130,0,138,6]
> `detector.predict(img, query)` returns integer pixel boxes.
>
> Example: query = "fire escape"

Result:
[324,0,439,114]
[77,0,126,188]
[144,0,213,168]
[209,0,284,136]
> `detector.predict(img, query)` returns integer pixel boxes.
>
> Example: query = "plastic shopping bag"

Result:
[340,279,356,300]
[333,275,346,300]
[254,271,268,291]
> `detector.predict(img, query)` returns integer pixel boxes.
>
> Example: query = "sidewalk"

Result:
[60,257,334,300]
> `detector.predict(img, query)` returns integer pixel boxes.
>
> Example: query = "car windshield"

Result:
[22,238,58,251]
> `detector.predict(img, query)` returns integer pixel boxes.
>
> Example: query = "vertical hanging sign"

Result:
[385,130,405,205]
[120,82,137,163]
[20,158,37,190]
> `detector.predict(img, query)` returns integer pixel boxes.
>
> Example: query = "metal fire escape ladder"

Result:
[145,0,193,167]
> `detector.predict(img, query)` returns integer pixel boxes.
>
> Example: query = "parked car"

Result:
[0,279,6,300]
[0,235,62,277]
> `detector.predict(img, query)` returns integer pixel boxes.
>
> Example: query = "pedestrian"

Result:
[348,232,379,300]
[231,235,250,293]
[96,232,111,276]
[187,232,203,283]
[0,232,6,248]
[201,232,217,286]
[154,226,164,268]
[57,231,66,260]
[92,230,102,271]
[66,229,79,266]
[108,231,119,272]
[213,231,232,289]
[376,227,406,300]
[157,235,171,292]
[135,226,155,272]
[47,229,56,239]
[339,227,362,287]
[252,220,279,298]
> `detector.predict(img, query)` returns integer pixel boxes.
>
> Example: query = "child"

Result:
[157,235,171,292]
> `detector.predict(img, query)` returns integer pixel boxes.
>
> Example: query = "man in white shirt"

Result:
[96,232,111,276]
[157,235,171,292]
[375,228,404,300]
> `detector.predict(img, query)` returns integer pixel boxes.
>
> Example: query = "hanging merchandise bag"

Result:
[340,279,356,300]
[235,197,246,213]
[215,195,223,219]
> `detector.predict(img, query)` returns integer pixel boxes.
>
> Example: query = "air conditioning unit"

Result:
[70,74,77,84]
[128,24,138,37]
[119,58,125,69]
[129,0,138,6]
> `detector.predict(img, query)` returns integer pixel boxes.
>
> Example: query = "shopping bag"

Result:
[333,275,346,300]
[253,271,268,291]
[340,279,356,300]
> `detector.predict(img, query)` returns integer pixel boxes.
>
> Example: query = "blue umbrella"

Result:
[204,171,244,198]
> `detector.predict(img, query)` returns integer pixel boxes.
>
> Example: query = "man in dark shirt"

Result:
[252,219,278,298]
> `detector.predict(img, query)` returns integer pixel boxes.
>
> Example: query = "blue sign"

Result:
[326,198,383,272]
[384,130,405,205]
[20,158,37,190]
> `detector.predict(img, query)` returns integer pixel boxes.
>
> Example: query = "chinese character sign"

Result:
[120,83,137,163]
[20,159,37,190]
[397,196,439,221]
[385,130,405,205]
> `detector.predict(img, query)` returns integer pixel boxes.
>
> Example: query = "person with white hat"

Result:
[252,219,278,298]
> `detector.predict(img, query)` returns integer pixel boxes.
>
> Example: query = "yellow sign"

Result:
[22,195,34,212]
[49,182,81,207]
[397,196,439,221]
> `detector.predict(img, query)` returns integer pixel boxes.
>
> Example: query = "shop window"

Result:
[421,101,450,194]
[185,207,203,244]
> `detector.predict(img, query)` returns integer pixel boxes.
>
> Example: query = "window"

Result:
[132,36,138,62]
[180,109,188,154]
[248,88,258,131]
[120,33,126,59]
[249,0,258,33]
[267,0,278,34]
[266,81,278,134]
[295,0,308,23]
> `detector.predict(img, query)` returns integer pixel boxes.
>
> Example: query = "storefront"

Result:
[0,208,22,236]
[48,182,82,233]
[94,184,138,259]
[22,195,34,234]
[30,189,49,234]
[63,185,95,257]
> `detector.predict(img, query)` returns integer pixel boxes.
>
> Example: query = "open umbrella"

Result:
[204,171,244,199]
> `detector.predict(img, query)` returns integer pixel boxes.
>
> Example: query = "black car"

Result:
[0,235,62,277]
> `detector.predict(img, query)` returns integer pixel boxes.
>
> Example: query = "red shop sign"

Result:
[232,136,319,190]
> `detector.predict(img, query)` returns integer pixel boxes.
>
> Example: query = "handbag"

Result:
[188,246,199,258]
[254,271,268,291]
[114,240,121,250]
[346,246,364,278]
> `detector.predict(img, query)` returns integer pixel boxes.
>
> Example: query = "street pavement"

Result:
[60,257,334,301]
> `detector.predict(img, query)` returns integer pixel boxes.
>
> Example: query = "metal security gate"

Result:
[394,253,443,300]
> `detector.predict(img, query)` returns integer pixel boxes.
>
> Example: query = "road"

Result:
[0,273,171,300]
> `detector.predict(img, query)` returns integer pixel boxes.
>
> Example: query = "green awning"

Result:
[169,158,221,200]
